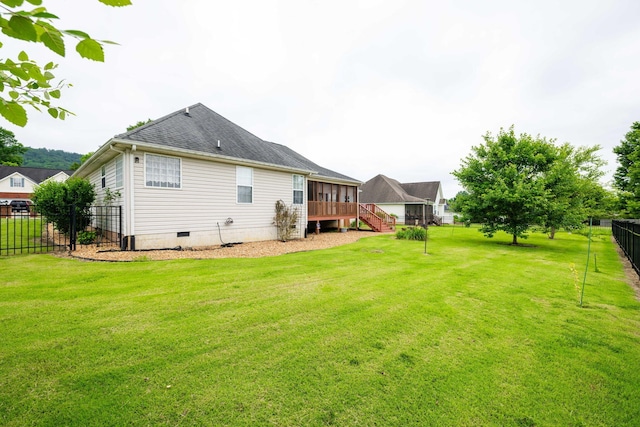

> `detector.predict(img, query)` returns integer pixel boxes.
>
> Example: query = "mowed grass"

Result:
[1,227,639,426]
[0,217,48,255]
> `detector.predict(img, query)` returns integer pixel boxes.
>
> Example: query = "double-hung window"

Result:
[293,175,304,204]
[145,154,181,188]
[237,166,253,203]
[10,177,24,187]
[101,166,106,188]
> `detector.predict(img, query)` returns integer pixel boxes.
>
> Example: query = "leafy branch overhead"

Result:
[0,0,131,127]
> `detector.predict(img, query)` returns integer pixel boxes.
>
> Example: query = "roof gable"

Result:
[360,174,425,203]
[115,103,357,183]
[360,174,443,204]
[0,166,73,183]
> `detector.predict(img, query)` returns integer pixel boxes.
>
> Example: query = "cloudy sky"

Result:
[3,0,640,197]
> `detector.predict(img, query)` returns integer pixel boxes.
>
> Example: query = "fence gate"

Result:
[0,204,122,256]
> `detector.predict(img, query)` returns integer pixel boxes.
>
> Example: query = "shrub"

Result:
[77,231,96,245]
[32,178,96,234]
[396,226,426,241]
[274,200,299,242]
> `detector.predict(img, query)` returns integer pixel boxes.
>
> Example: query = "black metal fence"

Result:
[612,220,640,276]
[0,204,122,256]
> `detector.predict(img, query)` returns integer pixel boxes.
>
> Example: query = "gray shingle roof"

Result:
[115,103,358,183]
[360,174,441,203]
[0,166,72,183]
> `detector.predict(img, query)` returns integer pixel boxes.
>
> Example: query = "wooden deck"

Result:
[307,201,358,221]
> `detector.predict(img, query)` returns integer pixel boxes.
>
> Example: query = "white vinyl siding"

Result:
[293,174,304,204]
[131,154,307,246]
[145,154,181,189]
[236,166,253,203]
[115,156,124,188]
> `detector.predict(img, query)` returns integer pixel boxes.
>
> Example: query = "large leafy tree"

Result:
[452,126,558,245]
[542,144,606,239]
[0,0,131,127]
[0,126,25,164]
[613,122,640,217]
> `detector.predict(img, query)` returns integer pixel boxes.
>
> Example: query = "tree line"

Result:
[451,122,639,244]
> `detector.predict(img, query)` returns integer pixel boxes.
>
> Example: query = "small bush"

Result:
[77,231,96,245]
[396,227,426,240]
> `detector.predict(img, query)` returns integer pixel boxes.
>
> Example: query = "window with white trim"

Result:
[145,154,181,188]
[101,166,106,188]
[236,166,253,203]
[10,177,24,187]
[293,174,304,204]
[115,156,123,188]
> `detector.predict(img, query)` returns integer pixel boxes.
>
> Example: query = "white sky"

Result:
[3,0,640,197]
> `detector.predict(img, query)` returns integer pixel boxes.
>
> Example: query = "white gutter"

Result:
[109,138,317,176]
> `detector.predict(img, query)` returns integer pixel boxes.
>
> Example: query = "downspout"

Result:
[356,188,361,230]
[128,145,136,249]
[109,144,135,249]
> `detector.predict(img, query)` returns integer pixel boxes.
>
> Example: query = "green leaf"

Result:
[38,21,65,56]
[59,109,66,120]
[17,51,28,61]
[47,107,58,118]
[8,15,37,41]
[9,66,29,80]
[43,61,55,70]
[98,0,132,6]
[27,0,44,5]
[8,91,19,99]
[49,89,60,99]
[63,29,90,39]
[32,12,59,19]
[0,101,28,127]
[75,38,104,62]
[0,1,25,8]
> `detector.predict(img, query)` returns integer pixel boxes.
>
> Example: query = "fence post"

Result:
[69,204,76,251]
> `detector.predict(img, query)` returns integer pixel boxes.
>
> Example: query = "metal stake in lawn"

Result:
[580,217,592,307]
[424,223,428,254]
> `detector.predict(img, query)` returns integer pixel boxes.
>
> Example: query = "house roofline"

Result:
[74,138,321,178]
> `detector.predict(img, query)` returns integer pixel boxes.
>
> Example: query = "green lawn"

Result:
[0,217,50,255]
[1,227,639,426]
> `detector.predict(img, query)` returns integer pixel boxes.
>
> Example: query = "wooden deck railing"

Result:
[308,201,358,218]
[359,203,396,232]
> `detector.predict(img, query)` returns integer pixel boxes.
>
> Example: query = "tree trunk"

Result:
[548,226,556,239]
[512,234,518,245]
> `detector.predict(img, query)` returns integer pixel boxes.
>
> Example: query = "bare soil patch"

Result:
[65,230,388,262]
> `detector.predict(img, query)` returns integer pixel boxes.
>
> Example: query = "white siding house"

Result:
[74,103,360,250]
[359,174,447,226]
[0,166,72,203]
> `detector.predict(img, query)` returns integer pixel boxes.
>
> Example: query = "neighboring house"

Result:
[360,174,447,225]
[73,103,361,250]
[0,166,72,203]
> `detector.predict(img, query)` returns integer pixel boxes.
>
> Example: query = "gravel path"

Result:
[68,230,389,262]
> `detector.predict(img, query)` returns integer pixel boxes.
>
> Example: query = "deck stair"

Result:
[359,204,396,232]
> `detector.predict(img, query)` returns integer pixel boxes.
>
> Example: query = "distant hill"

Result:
[22,147,83,170]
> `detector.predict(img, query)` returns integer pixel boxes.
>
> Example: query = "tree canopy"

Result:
[22,146,81,168]
[453,126,607,244]
[0,126,26,165]
[0,0,131,127]
[613,121,640,217]
[126,118,152,131]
